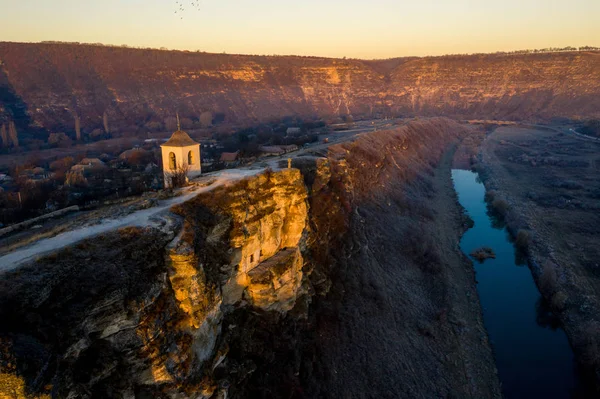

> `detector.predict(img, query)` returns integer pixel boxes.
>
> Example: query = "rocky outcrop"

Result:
[0,42,599,137]
[0,119,501,398]
[246,247,304,312]
[0,168,310,398]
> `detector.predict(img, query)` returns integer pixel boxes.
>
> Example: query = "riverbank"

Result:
[431,147,502,397]
[303,139,501,398]
[477,126,600,392]
[453,168,583,397]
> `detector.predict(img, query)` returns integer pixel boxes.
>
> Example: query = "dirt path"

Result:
[0,127,373,273]
[0,168,263,272]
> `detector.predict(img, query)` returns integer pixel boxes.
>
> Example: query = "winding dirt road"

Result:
[0,168,263,273]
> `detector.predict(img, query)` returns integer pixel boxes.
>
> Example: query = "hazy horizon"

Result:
[0,0,598,59]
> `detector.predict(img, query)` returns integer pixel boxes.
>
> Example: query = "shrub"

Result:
[470,247,496,262]
[264,166,273,179]
[65,170,87,187]
[539,259,559,295]
[50,156,75,171]
[166,165,190,189]
[200,111,213,127]
[484,189,496,202]
[491,198,509,217]
[581,322,600,367]
[48,132,72,147]
[405,227,443,275]
[515,230,532,252]
[464,215,475,229]
[550,291,568,312]
[90,128,105,139]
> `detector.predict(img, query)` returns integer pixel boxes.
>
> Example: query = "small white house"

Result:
[160,128,201,188]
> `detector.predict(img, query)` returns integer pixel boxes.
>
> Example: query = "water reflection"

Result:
[535,298,562,331]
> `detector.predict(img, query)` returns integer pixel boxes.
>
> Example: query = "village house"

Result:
[19,167,50,183]
[259,146,285,156]
[259,144,299,157]
[70,158,106,172]
[118,148,150,164]
[201,139,218,149]
[279,144,299,153]
[220,151,240,166]
[286,127,302,136]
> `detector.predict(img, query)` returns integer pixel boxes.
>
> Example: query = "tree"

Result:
[200,111,213,127]
[50,156,75,172]
[144,121,164,131]
[75,115,82,140]
[0,124,7,148]
[103,111,110,134]
[48,132,72,147]
[166,164,189,188]
[180,117,193,129]
[8,121,18,147]
[164,116,178,131]
[581,119,600,137]
[65,170,87,187]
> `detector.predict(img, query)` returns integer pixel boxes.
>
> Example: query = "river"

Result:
[452,169,583,398]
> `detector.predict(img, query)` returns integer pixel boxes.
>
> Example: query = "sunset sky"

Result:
[0,0,598,59]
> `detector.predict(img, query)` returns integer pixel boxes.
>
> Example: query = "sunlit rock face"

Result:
[149,234,223,383]
[139,169,309,392]
[246,247,304,312]
[0,168,310,398]
[215,169,308,311]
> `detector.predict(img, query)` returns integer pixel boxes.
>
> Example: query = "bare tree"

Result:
[8,121,19,147]
[166,164,190,188]
[103,111,109,134]
[180,117,194,129]
[0,124,7,148]
[200,111,213,127]
[75,115,82,141]
[65,170,88,187]
[164,116,178,131]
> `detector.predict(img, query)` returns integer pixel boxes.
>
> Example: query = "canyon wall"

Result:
[0,119,501,398]
[0,42,599,138]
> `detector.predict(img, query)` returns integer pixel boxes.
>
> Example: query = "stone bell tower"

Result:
[160,114,201,188]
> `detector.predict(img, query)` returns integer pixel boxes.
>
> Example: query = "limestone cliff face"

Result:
[387,53,600,120]
[0,169,309,398]
[172,169,308,313]
[0,42,599,136]
[224,170,307,312]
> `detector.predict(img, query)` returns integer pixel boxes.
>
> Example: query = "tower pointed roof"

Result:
[161,129,199,147]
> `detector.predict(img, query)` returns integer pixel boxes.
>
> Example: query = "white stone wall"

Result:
[161,144,201,187]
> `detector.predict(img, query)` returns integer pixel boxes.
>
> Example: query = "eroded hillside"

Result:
[0,119,500,398]
[0,42,599,137]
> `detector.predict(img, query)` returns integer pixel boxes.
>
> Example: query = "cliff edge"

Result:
[0,118,500,398]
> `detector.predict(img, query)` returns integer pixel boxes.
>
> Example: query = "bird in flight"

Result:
[174,1,201,19]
